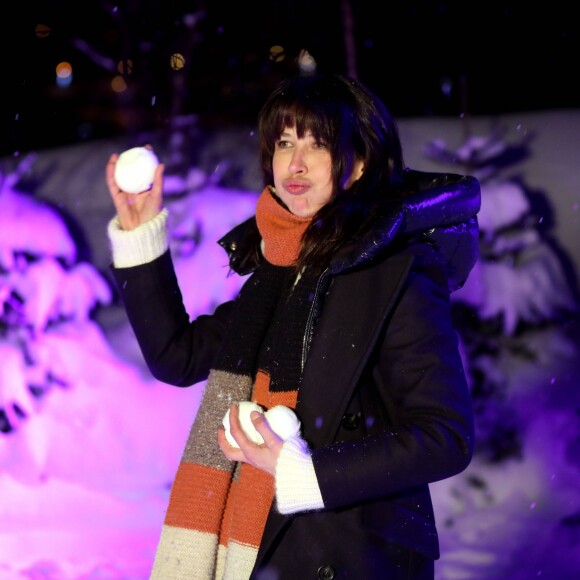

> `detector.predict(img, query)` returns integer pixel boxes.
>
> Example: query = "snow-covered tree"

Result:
[0,149,257,577]
[0,155,113,436]
[426,127,578,460]
[425,126,580,578]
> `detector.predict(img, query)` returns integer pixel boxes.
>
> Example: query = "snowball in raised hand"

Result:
[114,147,159,194]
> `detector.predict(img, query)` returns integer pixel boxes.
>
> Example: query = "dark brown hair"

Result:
[258,73,406,273]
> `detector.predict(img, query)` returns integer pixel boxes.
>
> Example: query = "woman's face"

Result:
[272,125,363,218]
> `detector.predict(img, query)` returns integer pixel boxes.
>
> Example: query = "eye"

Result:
[275,139,292,149]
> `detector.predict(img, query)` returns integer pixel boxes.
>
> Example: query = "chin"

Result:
[288,201,316,218]
[291,208,315,219]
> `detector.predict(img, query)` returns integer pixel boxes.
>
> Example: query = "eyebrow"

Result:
[280,129,315,139]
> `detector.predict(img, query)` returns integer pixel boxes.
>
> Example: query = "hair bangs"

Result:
[264,99,336,147]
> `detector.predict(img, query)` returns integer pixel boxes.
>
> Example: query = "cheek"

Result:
[323,158,333,182]
[272,155,284,185]
[320,162,334,193]
[318,187,334,208]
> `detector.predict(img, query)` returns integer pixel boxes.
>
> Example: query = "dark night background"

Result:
[2,1,579,157]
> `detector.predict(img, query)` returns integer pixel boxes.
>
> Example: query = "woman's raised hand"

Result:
[105,149,165,231]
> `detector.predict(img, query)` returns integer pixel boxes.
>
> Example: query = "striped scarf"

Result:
[151,188,314,579]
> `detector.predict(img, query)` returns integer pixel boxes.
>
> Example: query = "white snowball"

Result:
[114,147,159,194]
[222,403,301,448]
[222,401,264,447]
[265,405,301,440]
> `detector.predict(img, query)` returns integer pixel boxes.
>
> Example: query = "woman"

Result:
[106,72,480,579]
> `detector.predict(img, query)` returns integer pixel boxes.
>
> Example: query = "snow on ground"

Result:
[1,111,579,579]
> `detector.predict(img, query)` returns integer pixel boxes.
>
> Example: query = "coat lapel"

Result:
[297,253,414,446]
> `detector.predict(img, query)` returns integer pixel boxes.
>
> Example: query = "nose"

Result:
[288,147,306,175]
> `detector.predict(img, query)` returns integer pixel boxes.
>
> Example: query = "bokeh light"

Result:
[111,75,127,93]
[170,53,186,71]
[55,62,73,88]
[117,59,133,75]
[297,49,316,74]
[34,23,51,39]
[269,45,285,63]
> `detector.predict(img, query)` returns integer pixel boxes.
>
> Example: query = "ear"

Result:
[352,159,365,181]
[345,159,365,187]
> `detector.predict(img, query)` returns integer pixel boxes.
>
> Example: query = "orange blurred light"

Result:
[269,45,285,62]
[117,59,133,75]
[111,75,127,93]
[56,62,72,79]
[34,23,51,38]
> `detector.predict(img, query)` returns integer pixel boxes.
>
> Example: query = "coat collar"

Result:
[218,168,480,288]
[217,203,408,277]
[217,205,478,290]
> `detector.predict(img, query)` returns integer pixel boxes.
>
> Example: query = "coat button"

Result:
[317,564,336,579]
[341,412,360,430]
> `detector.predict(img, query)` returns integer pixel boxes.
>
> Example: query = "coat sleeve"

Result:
[311,253,474,510]
[111,250,234,387]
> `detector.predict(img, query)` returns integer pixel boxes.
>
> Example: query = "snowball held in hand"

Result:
[114,147,159,194]
[222,401,265,447]
[222,403,302,448]
[264,405,301,440]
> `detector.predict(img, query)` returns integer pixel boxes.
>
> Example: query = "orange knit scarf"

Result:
[256,186,311,266]
[150,186,313,579]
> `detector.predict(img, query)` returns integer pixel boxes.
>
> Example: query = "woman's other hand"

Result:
[218,403,284,476]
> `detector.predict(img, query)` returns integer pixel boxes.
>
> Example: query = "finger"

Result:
[251,411,282,448]
[105,154,121,193]
[151,163,165,192]
[150,163,165,198]
[105,155,115,182]
[217,428,244,460]
[220,407,259,462]
[227,404,250,448]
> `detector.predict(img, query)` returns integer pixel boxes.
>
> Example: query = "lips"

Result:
[283,179,310,195]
